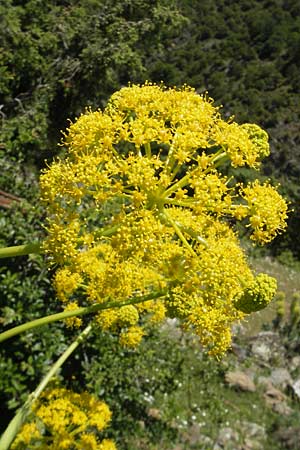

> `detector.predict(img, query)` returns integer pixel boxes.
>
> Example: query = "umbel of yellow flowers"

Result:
[12,388,116,450]
[40,83,288,356]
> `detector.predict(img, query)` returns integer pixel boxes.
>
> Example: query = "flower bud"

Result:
[234,273,277,314]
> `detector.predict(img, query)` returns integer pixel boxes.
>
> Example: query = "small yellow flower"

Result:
[79,433,99,450]
[96,309,119,330]
[99,439,118,450]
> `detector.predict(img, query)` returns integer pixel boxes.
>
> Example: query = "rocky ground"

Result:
[174,327,300,450]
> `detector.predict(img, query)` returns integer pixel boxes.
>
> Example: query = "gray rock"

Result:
[225,370,256,392]
[290,355,300,371]
[215,427,240,448]
[264,383,287,402]
[251,341,271,362]
[181,424,214,447]
[272,401,292,416]
[269,368,292,389]
[199,435,214,448]
[214,422,266,450]
[239,421,266,439]
[180,423,201,445]
[231,342,248,361]
[240,421,266,450]
[250,331,285,365]
[263,383,292,415]
[275,426,300,449]
[253,331,279,340]
[291,378,300,400]
[257,375,270,387]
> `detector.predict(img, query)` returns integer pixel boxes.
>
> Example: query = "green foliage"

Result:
[75,326,184,447]
[0,0,185,164]
[74,321,300,450]
[276,250,300,271]
[273,289,300,354]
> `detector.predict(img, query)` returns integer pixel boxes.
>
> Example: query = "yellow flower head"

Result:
[234,274,277,314]
[54,268,82,302]
[40,83,288,355]
[117,305,140,326]
[119,325,145,348]
[12,388,116,450]
[242,180,288,243]
[11,423,40,448]
[99,439,118,450]
[211,122,270,168]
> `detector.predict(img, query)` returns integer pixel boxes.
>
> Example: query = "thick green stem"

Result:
[0,324,92,450]
[0,306,96,343]
[0,243,42,259]
[0,290,167,344]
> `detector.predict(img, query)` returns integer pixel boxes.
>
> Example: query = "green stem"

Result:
[164,145,175,174]
[164,198,195,207]
[0,243,42,259]
[93,224,120,239]
[163,172,191,198]
[0,324,92,450]
[210,151,227,168]
[0,306,96,344]
[144,142,152,158]
[180,227,208,248]
[162,150,229,201]
[0,290,167,344]
[161,210,196,256]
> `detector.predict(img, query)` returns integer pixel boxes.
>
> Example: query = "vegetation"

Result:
[0,0,184,164]
[1,0,300,448]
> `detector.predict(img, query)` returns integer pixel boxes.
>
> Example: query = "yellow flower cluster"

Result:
[40,83,288,355]
[234,274,278,314]
[12,388,116,450]
[212,122,270,168]
[241,180,288,243]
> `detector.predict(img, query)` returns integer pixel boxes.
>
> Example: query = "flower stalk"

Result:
[0,243,42,259]
[0,290,167,344]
